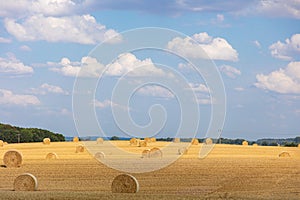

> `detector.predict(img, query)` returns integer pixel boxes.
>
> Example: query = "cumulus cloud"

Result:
[137,85,174,99]
[4,14,121,44]
[106,53,165,77]
[50,56,105,77]
[234,87,245,92]
[189,83,210,93]
[256,0,300,19]
[253,40,261,48]
[0,36,11,43]
[0,54,33,75]
[269,34,300,60]
[167,32,238,61]
[188,83,211,104]
[0,0,86,18]
[51,53,167,78]
[255,61,300,94]
[29,83,68,95]
[220,65,241,78]
[0,89,40,106]
[19,45,31,51]
[94,99,128,110]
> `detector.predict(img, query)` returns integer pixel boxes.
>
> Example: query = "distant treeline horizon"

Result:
[0,123,65,143]
[70,136,300,147]
[0,122,299,146]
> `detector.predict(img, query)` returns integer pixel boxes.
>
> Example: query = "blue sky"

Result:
[0,0,300,140]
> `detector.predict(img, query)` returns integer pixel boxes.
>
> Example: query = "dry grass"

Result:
[0,141,299,199]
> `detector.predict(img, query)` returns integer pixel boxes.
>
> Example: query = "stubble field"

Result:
[0,141,299,200]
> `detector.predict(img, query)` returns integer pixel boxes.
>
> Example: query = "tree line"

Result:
[0,123,65,143]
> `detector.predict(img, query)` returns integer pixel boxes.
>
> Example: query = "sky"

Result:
[0,0,300,140]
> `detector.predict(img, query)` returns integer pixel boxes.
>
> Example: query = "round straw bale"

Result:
[149,147,162,158]
[242,141,248,146]
[14,173,38,191]
[94,152,105,160]
[3,150,23,168]
[73,137,79,142]
[191,138,199,145]
[278,151,290,157]
[139,140,147,147]
[0,140,3,147]
[141,149,150,158]
[96,137,104,144]
[75,145,84,153]
[252,143,258,146]
[129,138,138,146]
[111,174,139,193]
[205,138,213,145]
[178,147,188,155]
[150,137,156,142]
[298,144,300,148]
[144,137,151,143]
[43,138,51,145]
[45,152,58,160]
[173,138,180,143]
[3,142,8,145]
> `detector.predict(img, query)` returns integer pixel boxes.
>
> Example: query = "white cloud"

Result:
[256,0,300,19]
[216,14,224,22]
[189,83,210,93]
[0,37,11,43]
[167,32,238,61]
[94,99,128,110]
[51,53,167,78]
[0,0,86,18]
[234,87,245,92]
[137,85,174,99]
[188,83,212,104]
[106,53,165,77]
[19,45,31,51]
[50,56,105,77]
[0,54,33,75]
[253,40,261,48]
[29,83,68,95]
[269,34,300,60]
[220,65,241,78]
[0,89,40,106]
[255,61,300,94]
[4,14,121,44]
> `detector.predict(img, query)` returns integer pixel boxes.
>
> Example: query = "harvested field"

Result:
[0,141,299,199]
